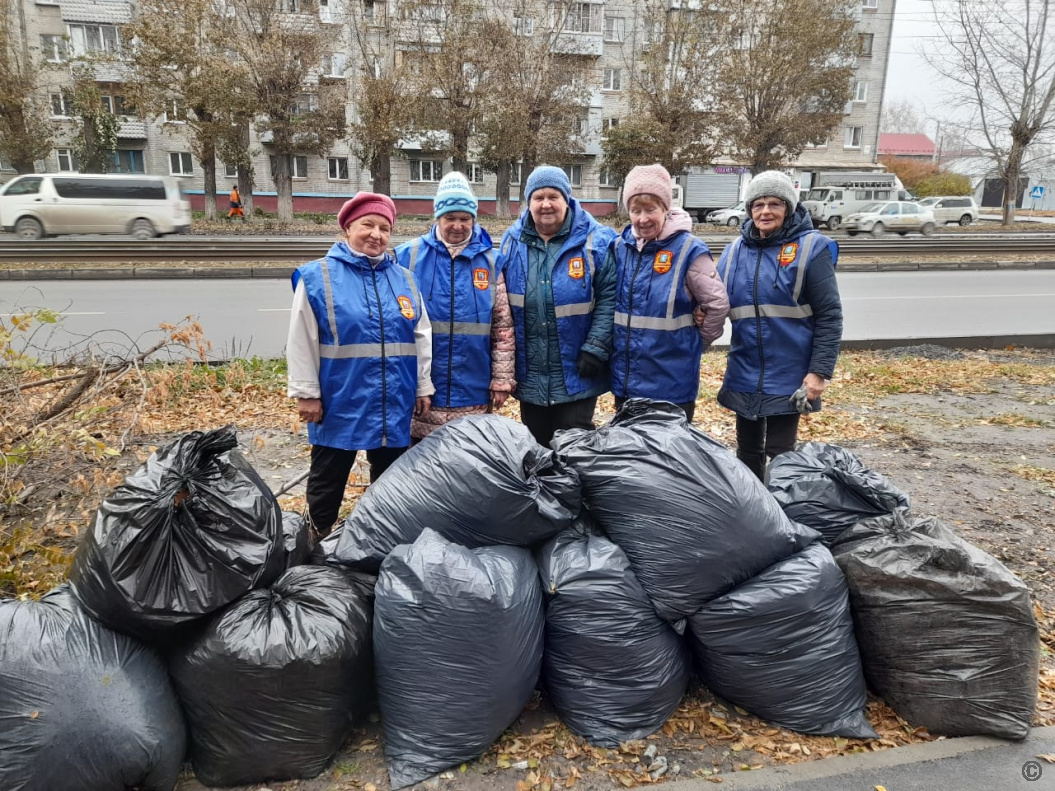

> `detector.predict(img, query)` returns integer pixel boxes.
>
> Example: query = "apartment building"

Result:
[4,0,896,216]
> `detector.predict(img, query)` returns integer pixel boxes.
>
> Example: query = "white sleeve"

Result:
[414,296,435,397]
[286,280,322,399]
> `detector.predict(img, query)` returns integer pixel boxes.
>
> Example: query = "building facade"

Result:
[3,0,897,216]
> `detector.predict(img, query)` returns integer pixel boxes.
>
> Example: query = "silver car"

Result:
[705,201,747,227]
[843,201,937,237]
[916,196,979,226]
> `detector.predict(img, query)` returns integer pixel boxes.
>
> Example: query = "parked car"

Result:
[916,196,979,226]
[704,201,747,227]
[0,173,191,240]
[843,201,937,237]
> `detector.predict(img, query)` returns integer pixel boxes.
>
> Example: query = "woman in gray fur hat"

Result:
[714,170,843,481]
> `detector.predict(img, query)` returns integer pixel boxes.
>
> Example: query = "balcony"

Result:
[116,120,147,139]
[553,32,604,57]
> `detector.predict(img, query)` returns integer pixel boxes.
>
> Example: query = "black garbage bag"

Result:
[334,415,580,572]
[375,528,544,789]
[767,442,910,545]
[687,543,875,738]
[281,510,313,568]
[536,516,690,747]
[0,586,186,791]
[69,426,285,641]
[832,511,1039,740]
[169,564,374,786]
[552,400,817,622]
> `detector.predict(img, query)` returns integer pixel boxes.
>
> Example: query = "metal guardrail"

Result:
[2,235,1055,263]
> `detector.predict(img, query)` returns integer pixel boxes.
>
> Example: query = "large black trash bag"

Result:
[70,426,285,640]
[169,564,374,786]
[687,543,876,738]
[375,528,544,789]
[832,511,1039,740]
[0,586,186,791]
[767,442,910,545]
[334,414,581,572]
[536,515,690,747]
[281,510,313,568]
[552,400,817,622]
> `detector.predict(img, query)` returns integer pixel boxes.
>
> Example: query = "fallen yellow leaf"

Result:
[875,786,888,791]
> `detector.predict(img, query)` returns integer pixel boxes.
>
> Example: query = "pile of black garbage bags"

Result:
[0,402,1040,791]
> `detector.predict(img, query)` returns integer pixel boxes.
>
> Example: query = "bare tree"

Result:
[880,98,927,135]
[68,67,120,173]
[0,0,54,172]
[710,0,859,174]
[926,0,1055,224]
[124,0,253,218]
[218,0,345,221]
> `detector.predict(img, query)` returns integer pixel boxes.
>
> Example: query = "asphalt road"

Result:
[3,269,1054,362]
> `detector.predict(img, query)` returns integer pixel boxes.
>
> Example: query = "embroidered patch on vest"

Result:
[568,257,585,279]
[778,243,798,266]
[398,295,415,320]
[653,251,674,274]
[473,267,490,291]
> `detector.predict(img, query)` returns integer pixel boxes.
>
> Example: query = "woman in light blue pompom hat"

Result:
[395,172,516,439]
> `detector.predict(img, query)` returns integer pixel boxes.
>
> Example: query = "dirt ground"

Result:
[171,345,1055,791]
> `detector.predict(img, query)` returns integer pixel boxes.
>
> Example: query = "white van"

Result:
[0,173,191,239]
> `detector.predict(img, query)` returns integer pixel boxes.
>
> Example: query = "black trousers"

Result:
[519,397,597,448]
[614,396,696,422]
[305,444,406,537]
[735,413,800,482]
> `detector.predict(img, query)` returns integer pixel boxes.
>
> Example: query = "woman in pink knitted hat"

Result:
[610,163,729,421]
[286,192,435,537]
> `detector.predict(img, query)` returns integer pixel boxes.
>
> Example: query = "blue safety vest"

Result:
[611,227,711,404]
[499,201,615,398]
[292,241,422,450]
[717,230,838,401]
[395,225,496,408]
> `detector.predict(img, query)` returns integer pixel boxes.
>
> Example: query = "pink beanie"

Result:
[622,164,673,211]
[338,192,396,230]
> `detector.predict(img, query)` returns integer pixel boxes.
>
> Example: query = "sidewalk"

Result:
[662,726,1055,790]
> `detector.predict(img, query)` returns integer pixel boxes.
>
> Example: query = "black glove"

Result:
[789,384,813,416]
[577,351,605,379]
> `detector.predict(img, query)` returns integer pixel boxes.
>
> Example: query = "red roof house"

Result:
[878,133,936,161]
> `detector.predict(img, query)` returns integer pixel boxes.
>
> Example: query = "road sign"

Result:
[1031,185,1045,199]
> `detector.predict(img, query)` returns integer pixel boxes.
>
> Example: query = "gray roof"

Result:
[61,0,133,24]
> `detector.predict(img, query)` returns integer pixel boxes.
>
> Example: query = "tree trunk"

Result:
[495,159,511,219]
[1001,142,1026,226]
[371,151,392,196]
[238,122,253,217]
[13,154,36,174]
[452,126,469,173]
[201,140,217,221]
[520,154,536,205]
[274,153,294,222]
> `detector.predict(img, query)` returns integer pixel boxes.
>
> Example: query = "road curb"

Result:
[657,726,1055,790]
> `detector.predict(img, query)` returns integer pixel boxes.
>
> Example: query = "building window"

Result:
[56,148,76,171]
[109,149,145,173]
[50,91,72,117]
[292,93,318,115]
[844,126,863,149]
[514,15,534,35]
[68,23,119,56]
[409,159,443,182]
[170,151,193,175]
[100,94,128,115]
[0,156,12,171]
[862,0,878,8]
[603,16,624,42]
[223,161,239,177]
[854,80,868,102]
[602,68,621,91]
[321,52,346,77]
[328,156,349,180]
[277,0,301,12]
[858,33,873,56]
[805,137,829,149]
[40,34,68,62]
[561,164,583,188]
[293,155,308,178]
[602,117,619,132]
[467,163,485,183]
[510,161,522,185]
[599,166,618,187]
[164,100,186,122]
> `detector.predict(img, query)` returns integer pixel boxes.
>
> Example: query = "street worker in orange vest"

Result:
[227,186,244,220]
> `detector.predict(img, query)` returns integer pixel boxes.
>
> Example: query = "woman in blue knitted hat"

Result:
[394,172,516,439]
[716,170,843,481]
[496,165,618,447]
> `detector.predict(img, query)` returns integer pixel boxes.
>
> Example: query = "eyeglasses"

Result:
[751,200,786,212]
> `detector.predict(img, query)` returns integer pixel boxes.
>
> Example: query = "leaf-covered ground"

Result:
[3,340,1054,791]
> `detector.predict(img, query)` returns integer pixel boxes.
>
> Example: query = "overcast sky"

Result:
[883,0,953,134]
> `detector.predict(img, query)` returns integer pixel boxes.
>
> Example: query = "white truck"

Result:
[802,172,913,230]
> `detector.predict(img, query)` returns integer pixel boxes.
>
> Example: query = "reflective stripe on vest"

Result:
[613,311,696,330]
[507,293,525,307]
[430,320,491,336]
[319,258,340,344]
[407,239,422,273]
[319,342,418,358]
[728,304,814,321]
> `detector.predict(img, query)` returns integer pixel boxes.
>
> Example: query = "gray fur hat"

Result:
[743,170,799,212]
